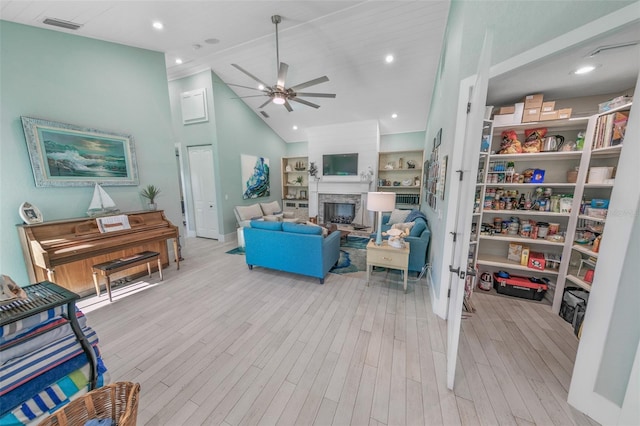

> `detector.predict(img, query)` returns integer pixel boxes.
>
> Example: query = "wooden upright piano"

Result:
[17,210,180,296]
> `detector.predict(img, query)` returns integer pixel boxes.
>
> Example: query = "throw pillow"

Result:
[387,209,410,225]
[283,211,296,219]
[306,221,329,237]
[236,204,263,221]
[410,219,427,237]
[260,200,281,215]
[263,215,281,222]
[391,222,415,233]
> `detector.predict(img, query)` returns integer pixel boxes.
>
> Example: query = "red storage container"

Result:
[494,273,548,300]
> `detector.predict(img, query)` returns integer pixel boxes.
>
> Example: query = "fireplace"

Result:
[317,193,368,226]
[324,202,355,224]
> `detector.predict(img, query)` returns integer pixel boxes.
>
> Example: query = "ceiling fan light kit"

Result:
[228,14,336,113]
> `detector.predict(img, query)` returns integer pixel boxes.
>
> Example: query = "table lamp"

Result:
[367,192,396,245]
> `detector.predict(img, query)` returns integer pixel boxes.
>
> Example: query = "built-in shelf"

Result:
[378,185,420,189]
[481,210,571,217]
[591,144,622,157]
[479,235,565,247]
[489,151,583,161]
[476,254,560,276]
[566,274,592,291]
[583,183,614,189]
[484,182,577,188]
[493,116,590,132]
[572,244,599,258]
[378,168,422,172]
[578,214,607,223]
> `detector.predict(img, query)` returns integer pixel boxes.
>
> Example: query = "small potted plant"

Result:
[295,176,304,185]
[141,184,161,210]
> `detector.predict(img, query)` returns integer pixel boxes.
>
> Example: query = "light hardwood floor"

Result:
[79,237,598,425]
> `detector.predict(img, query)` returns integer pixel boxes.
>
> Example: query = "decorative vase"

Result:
[148,203,157,211]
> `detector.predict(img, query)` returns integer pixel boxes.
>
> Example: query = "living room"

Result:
[1,1,639,424]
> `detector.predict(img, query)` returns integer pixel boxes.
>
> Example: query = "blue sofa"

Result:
[375,212,431,274]
[244,220,341,284]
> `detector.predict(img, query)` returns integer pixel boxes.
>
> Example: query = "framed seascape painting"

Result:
[21,116,139,187]
[241,154,270,199]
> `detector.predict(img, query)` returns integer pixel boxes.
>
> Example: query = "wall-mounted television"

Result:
[322,153,358,176]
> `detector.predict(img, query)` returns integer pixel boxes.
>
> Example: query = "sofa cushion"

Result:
[260,200,281,215]
[251,220,283,231]
[387,209,410,225]
[410,218,427,237]
[282,222,322,235]
[236,204,264,221]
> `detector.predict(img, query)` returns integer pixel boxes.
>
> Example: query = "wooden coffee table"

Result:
[366,240,410,293]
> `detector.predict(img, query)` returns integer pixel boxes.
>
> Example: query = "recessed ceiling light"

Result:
[258,84,265,90]
[152,21,163,30]
[574,65,596,75]
[292,125,298,130]
[175,58,183,65]
[391,113,398,119]
[385,54,394,63]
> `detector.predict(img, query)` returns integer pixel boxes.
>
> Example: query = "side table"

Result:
[366,240,410,293]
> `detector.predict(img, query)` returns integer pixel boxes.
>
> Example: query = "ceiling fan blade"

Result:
[290,97,321,109]
[289,76,329,92]
[258,98,272,109]
[231,64,270,88]
[277,62,289,88]
[283,100,293,112]
[295,92,336,98]
[226,82,267,92]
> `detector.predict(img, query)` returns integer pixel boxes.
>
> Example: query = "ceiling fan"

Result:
[227,15,336,112]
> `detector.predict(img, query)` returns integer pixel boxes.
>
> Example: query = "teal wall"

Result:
[168,70,287,237]
[0,21,181,285]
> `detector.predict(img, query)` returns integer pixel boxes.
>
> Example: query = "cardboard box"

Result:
[521,107,541,123]
[513,102,524,124]
[539,110,559,121]
[508,243,523,262]
[528,251,546,270]
[492,114,515,127]
[557,108,572,119]
[523,94,544,108]
[499,106,515,114]
[541,101,556,112]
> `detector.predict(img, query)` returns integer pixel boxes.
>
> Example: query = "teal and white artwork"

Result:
[241,154,270,199]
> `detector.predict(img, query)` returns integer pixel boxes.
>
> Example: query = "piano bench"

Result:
[92,251,162,302]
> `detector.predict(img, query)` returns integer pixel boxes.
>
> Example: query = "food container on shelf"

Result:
[588,167,610,183]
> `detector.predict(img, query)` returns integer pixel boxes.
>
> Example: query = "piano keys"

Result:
[17,210,180,296]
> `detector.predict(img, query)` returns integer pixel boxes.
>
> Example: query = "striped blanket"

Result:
[0,363,109,425]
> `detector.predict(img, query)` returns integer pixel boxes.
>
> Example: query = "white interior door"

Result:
[188,145,219,239]
[446,30,493,390]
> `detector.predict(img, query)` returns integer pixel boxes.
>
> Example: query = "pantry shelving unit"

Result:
[552,103,631,311]
[469,102,631,312]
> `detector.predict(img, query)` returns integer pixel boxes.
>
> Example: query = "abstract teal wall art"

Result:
[241,154,270,199]
[21,116,139,187]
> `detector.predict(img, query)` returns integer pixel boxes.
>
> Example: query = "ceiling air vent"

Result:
[260,111,270,118]
[42,18,83,30]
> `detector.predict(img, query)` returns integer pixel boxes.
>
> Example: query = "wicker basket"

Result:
[38,382,140,426]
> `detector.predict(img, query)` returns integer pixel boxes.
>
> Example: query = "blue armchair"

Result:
[375,213,431,274]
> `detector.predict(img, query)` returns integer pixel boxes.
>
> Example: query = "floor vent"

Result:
[43,18,83,30]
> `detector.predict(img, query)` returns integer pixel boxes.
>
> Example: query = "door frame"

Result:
[186,144,220,240]
[175,143,195,238]
[444,1,639,409]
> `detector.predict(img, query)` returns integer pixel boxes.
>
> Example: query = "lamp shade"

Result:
[367,192,395,212]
